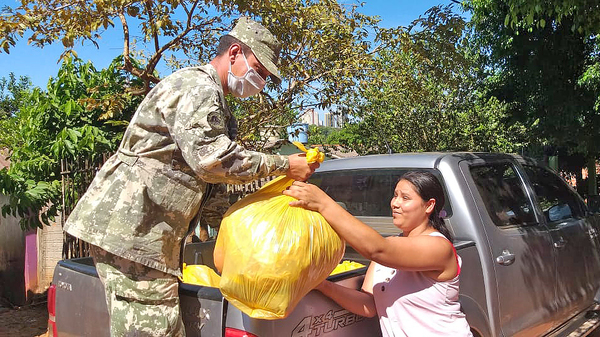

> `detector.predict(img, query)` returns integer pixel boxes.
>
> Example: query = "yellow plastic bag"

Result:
[180,263,221,288]
[329,260,366,276]
[292,141,325,164]
[214,174,344,320]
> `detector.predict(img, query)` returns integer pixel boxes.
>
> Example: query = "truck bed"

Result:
[52,241,383,337]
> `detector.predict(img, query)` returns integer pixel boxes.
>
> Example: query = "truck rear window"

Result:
[309,169,452,218]
[522,165,586,222]
[470,163,538,227]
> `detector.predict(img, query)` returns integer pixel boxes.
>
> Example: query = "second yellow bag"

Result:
[214,176,344,320]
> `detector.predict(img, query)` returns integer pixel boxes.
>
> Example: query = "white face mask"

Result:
[227,52,266,98]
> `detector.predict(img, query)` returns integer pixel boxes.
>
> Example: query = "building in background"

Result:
[324,112,334,127]
[299,108,346,128]
[336,113,347,128]
[300,108,319,126]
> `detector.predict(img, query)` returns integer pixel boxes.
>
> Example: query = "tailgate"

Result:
[53,258,110,337]
[224,268,382,337]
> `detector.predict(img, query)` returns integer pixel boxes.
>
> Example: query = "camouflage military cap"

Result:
[228,17,282,84]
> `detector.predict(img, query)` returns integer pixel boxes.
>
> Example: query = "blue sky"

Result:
[0,1,460,89]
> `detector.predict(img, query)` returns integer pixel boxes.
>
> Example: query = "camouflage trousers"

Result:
[90,245,186,337]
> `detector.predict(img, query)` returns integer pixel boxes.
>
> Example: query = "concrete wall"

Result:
[37,214,63,290]
[0,194,63,305]
[0,194,27,305]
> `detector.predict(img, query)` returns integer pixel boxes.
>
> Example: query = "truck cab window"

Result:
[309,169,452,218]
[522,165,585,223]
[470,163,537,227]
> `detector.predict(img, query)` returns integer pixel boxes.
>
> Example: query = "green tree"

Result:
[0,0,385,228]
[0,73,32,118]
[306,124,330,146]
[0,56,144,229]
[498,0,600,35]
[0,73,33,149]
[465,0,600,194]
[305,124,360,156]
[337,6,525,155]
[306,125,343,145]
[0,0,381,152]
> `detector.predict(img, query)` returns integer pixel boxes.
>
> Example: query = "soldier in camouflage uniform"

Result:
[64,17,319,336]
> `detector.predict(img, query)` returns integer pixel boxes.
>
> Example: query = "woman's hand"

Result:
[312,277,377,318]
[283,181,334,213]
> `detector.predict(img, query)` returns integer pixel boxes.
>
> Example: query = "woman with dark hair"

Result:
[283,171,472,337]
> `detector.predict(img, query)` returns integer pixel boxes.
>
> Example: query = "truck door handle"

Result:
[496,250,516,266]
[554,238,567,249]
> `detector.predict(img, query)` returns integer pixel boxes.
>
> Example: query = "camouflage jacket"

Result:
[64,64,289,276]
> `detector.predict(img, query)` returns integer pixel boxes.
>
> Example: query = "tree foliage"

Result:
[306,125,339,146]
[465,0,600,159]
[0,2,535,228]
[0,73,32,118]
[336,6,525,155]
[494,0,600,35]
[0,0,383,229]
[0,0,381,152]
[0,56,143,229]
[0,73,33,149]
[1,0,222,92]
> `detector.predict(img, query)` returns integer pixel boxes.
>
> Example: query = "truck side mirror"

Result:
[588,195,600,213]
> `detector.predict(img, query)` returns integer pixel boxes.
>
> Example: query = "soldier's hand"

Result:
[286,153,320,181]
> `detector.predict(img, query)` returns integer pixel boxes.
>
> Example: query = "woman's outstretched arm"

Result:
[315,263,377,318]
[283,181,455,276]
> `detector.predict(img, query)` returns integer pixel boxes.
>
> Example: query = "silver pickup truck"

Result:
[48,152,600,337]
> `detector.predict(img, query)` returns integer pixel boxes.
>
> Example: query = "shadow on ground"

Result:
[0,299,48,337]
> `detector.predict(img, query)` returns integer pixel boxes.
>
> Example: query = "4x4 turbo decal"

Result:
[291,309,366,337]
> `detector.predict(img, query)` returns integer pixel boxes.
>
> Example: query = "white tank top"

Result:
[371,232,472,337]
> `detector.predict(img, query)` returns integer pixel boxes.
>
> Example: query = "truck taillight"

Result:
[225,327,259,337]
[47,284,57,337]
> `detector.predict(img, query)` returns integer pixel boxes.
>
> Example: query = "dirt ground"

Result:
[1,299,600,337]
[0,302,48,337]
